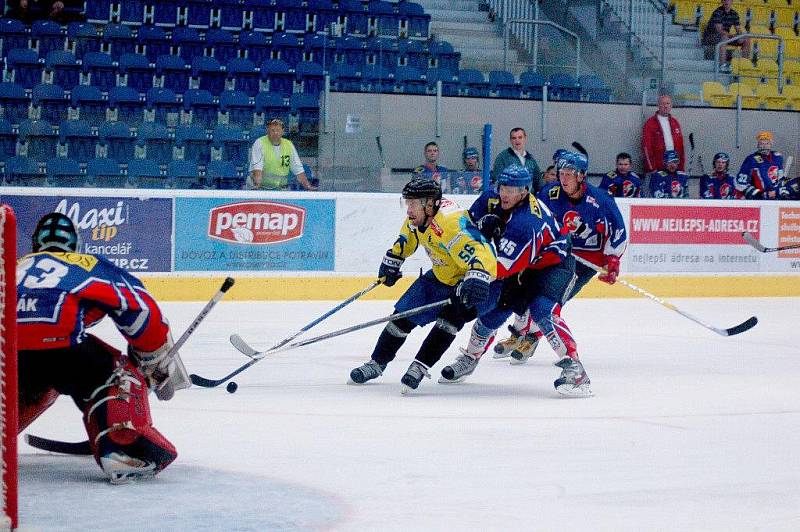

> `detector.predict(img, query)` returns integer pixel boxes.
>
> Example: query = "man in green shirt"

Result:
[247,118,318,190]
[491,127,544,192]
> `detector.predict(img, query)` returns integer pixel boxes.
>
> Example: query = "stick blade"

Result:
[26,434,92,455]
[189,373,223,387]
[230,334,260,358]
[742,232,767,252]
[723,316,758,336]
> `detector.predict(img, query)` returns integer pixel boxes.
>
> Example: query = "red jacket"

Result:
[641,113,685,173]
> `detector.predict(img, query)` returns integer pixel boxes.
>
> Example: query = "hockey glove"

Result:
[476,214,505,244]
[598,255,620,285]
[378,252,404,287]
[129,334,190,401]
[455,269,492,309]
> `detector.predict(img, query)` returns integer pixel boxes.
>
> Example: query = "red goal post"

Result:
[0,204,18,530]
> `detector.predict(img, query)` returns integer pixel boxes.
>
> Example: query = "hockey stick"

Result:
[742,231,800,253]
[574,255,757,336]
[25,434,92,455]
[236,279,383,359]
[571,141,588,157]
[784,155,794,179]
[191,298,452,388]
[687,133,695,176]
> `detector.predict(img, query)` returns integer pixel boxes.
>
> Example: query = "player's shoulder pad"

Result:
[629,171,641,179]
[677,171,689,177]
[753,154,763,163]
[413,165,424,174]
[657,170,667,176]
[38,251,99,272]
[528,194,543,218]
[546,184,561,200]
[606,171,616,178]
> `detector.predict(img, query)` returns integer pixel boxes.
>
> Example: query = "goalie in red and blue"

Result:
[348,177,500,394]
[439,163,594,397]
[17,213,188,484]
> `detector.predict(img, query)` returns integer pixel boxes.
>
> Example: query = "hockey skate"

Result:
[553,357,592,397]
[438,349,480,384]
[492,325,523,359]
[400,360,431,394]
[509,334,540,365]
[100,452,158,485]
[349,360,386,384]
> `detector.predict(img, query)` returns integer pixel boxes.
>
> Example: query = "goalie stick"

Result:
[742,231,800,253]
[191,298,451,388]
[25,434,91,455]
[574,255,757,336]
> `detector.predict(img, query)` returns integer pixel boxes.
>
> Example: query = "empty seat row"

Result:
[702,80,800,110]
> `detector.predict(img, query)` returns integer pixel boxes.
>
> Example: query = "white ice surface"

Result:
[18,297,800,531]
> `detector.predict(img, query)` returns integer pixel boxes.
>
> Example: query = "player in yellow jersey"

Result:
[349,177,500,393]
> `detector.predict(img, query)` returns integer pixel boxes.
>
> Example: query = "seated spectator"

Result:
[701,0,750,66]
[735,131,785,200]
[542,165,558,184]
[247,118,317,191]
[700,152,736,199]
[6,0,84,24]
[648,150,689,198]
[413,141,448,185]
[599,152,642,197]
[450,146,483,193]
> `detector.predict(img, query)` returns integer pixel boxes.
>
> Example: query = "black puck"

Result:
[226,381,238,394]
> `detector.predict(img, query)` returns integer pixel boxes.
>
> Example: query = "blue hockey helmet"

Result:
[553,148,569,164]
[663,150,680,164]
[496,164,531,188]
[32,212,79,253]
[713,152,730,166]
[558,152,588,175]
[463,146,479,160]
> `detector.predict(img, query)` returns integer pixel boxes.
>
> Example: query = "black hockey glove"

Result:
[455,269,492,309]
[378,252,404,287]
[476,213,505,244]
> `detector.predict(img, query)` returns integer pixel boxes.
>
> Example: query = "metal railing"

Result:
[714,33,785,93]
[502,19,581,76]
[601,0,667,85]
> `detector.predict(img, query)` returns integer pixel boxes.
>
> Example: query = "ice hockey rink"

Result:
[18,296,800,531]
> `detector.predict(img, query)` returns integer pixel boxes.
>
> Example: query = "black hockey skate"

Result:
[349,360,386,384]
[400,360,430,394]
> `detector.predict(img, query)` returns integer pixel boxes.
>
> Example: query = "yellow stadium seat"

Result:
[675,1,702,26]
[748,25,771,37]
[731,56,759,76]
[754,36,780,58]
[703,81,735,106]
[782,84,800,109]
[773,8,798,29]
[745,7,772,29]
[774,28,800,59]
[755,83,788,109]
[758,58,779,77]
[729,82,760,107]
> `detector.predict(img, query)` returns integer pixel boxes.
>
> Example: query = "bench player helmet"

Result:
[713,152,730,172]
[32,212,79,252]
[663,150,680,165]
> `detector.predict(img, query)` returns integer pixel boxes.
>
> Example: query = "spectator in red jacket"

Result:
[642,94,685,173]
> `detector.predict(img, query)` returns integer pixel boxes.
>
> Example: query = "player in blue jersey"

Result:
[599,152,642,198]
[700,152,737,199]
[413,141,448,183]
[17,213,188,483]
[438,165,593,397]
[735,131,785,199]
[648,150,689,198]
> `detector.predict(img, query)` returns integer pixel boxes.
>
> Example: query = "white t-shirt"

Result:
[657,115,675,152]
[512,148,528,166]
[248,137,305,176]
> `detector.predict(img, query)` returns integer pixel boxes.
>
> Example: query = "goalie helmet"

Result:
[496,164,531,188]
[32,212,79,253]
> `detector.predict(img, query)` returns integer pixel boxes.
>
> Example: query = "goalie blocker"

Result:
[18,213,182,483]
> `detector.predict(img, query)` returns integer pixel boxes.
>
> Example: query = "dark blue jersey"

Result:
[736,151,784,199]
[598,171,642,198]
[648,170,689,198]
[699,172,736,199]
[538,182,627,266]
[469,190,569,278]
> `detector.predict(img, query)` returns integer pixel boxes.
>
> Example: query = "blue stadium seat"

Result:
[83,52,117,91]
[340,35,368,67]
[100,121,136,161]
[577,74,611,103]
[239,31,271,65]
[249,124,266,142]
[330,63,362,92]
[155,54,190,94]
[226,58,260,97]
[127,158,165,188]
[45,50,80,90]
[272,33,302,68]
[19,119,58,161]
[191,56,226,95]
[205,29,238,64]
[275,0,306,33]
[399,2,430,39]
[394,65,425,94]
[60,119,97,162]
[548,73,580,101]
[363,64,393,92]
[173,27,204,62]
[219,90,254,128]
[207,160,243,189]
[295,61,324,96]
[175,124,210,163]
[261,59,294,97]
[6,48,42,89]
[31,20,64,56]
[519,70,545,99]
[458,69,490,97]
[368,1,400,37]
[489,70,520,98]
[87,158,125,188]
[429,41,460,73]
[4,156,45,186]
[290,93,319,132]
[152,1,178,27]
[0,82,30,123]
[85,0,112,23]
[254,92,289,123]
[67,22,101,59]
[71,85,107,124]
[137,25,170,63]
[307,0,337,34]
[32,83,68,123]
[187,0,212,28]
[136,121,174,163]
[426,68,459,96]
[146,87,181,125]
[119,0,146,25]
[120,53,155,91]
[108,86,144,124]
[183,88,218,128]
[212,124,249,167]
[366,37,398,70]
[0,119,17,158]
[401,39,429,71]
[244,0,277,32]
[0,18,29,56]
[167,159,201,188]
[216,0,246,31]
[47,157,86,187]
[339,0,369,36]
[103,24,135,61]
[303,33,333,67]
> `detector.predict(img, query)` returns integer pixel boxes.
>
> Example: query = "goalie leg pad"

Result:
[84,359,177,482]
